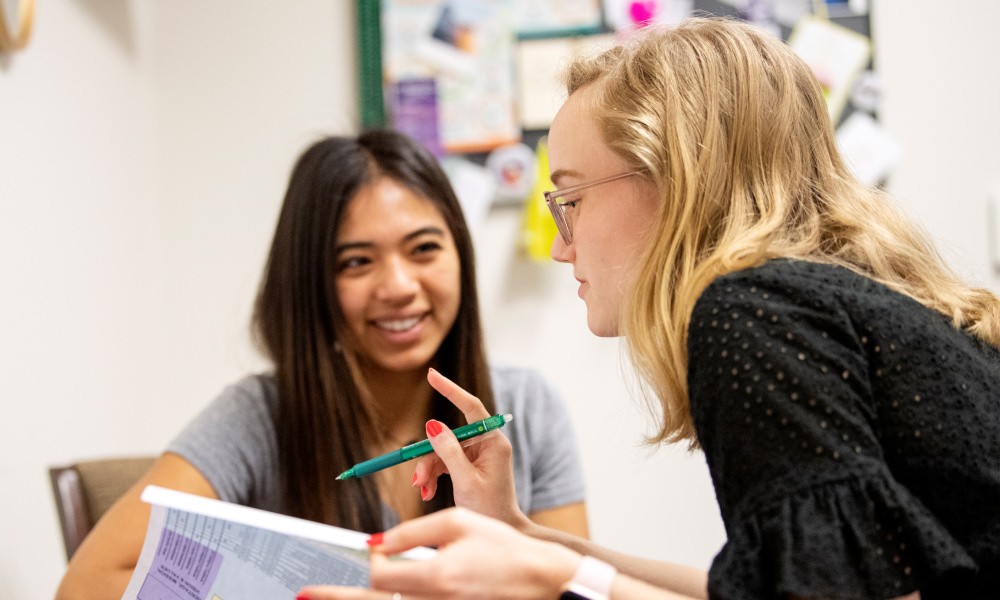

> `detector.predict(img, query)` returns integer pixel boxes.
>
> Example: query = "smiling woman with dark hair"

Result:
[55,130,589,600]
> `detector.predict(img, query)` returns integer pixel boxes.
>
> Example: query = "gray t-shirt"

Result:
[167,364,586,527]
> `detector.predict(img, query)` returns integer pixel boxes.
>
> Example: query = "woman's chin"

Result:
[586,314,620,338]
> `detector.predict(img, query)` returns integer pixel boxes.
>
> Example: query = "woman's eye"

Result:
[337,256,370,272]
[413,241,443,255]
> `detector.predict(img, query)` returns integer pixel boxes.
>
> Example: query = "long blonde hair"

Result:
[564,17,1000,448]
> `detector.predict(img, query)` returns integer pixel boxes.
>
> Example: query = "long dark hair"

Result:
[252,129,495,531]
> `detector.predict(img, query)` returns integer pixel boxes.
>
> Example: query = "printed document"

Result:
[122,485,434,600]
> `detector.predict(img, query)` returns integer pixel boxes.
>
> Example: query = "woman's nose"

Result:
[376,256,420,299]
[550,232,573,263]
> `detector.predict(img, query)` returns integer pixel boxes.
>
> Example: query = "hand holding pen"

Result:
[336,413,513,480]
[411,369,530,528]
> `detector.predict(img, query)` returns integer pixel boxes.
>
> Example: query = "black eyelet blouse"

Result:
[688,259,1000,600]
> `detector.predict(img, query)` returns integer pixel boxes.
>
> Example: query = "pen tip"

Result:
[503,413,513,423]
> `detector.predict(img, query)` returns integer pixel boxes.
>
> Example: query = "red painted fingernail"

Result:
[426,420,443,437]
[297,594,311,600]
[412,472,418,487]
[421,486,430,501]
[367,532,384,547]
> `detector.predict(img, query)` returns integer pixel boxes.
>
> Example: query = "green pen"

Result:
[336,413,513,480]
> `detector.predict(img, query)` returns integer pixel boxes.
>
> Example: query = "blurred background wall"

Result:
[1,2,998,599]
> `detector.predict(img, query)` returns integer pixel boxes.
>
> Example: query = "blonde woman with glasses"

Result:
[301,17,1000,600]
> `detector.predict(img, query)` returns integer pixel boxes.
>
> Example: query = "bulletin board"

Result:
[692,0,898,187]
[356,0,612,159]
[356,0,897,192]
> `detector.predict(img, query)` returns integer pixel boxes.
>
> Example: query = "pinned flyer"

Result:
[835,112,902,187]
[788,16,871,124]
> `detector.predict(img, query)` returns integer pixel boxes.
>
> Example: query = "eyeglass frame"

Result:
[543,171,644,245]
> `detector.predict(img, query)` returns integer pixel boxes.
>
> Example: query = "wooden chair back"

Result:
[49,456,156,560]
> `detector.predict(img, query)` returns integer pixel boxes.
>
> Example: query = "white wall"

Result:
[1,1,998,599]
[873,1,1000,284]
[0,2,165,599]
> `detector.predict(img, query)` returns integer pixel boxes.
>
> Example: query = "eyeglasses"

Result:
[543,171,643,245]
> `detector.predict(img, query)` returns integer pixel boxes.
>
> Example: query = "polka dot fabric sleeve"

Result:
[686,260,998,600]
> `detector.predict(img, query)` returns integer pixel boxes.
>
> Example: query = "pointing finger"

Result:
[427,368,491,422]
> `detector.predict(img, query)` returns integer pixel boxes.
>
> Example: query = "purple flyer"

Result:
[390,78,444,158]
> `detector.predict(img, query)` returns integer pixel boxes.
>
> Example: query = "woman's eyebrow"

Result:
[549,168,584,187]
[334,241,371,254]
[335,227,446,254]
[404,226,446,241]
